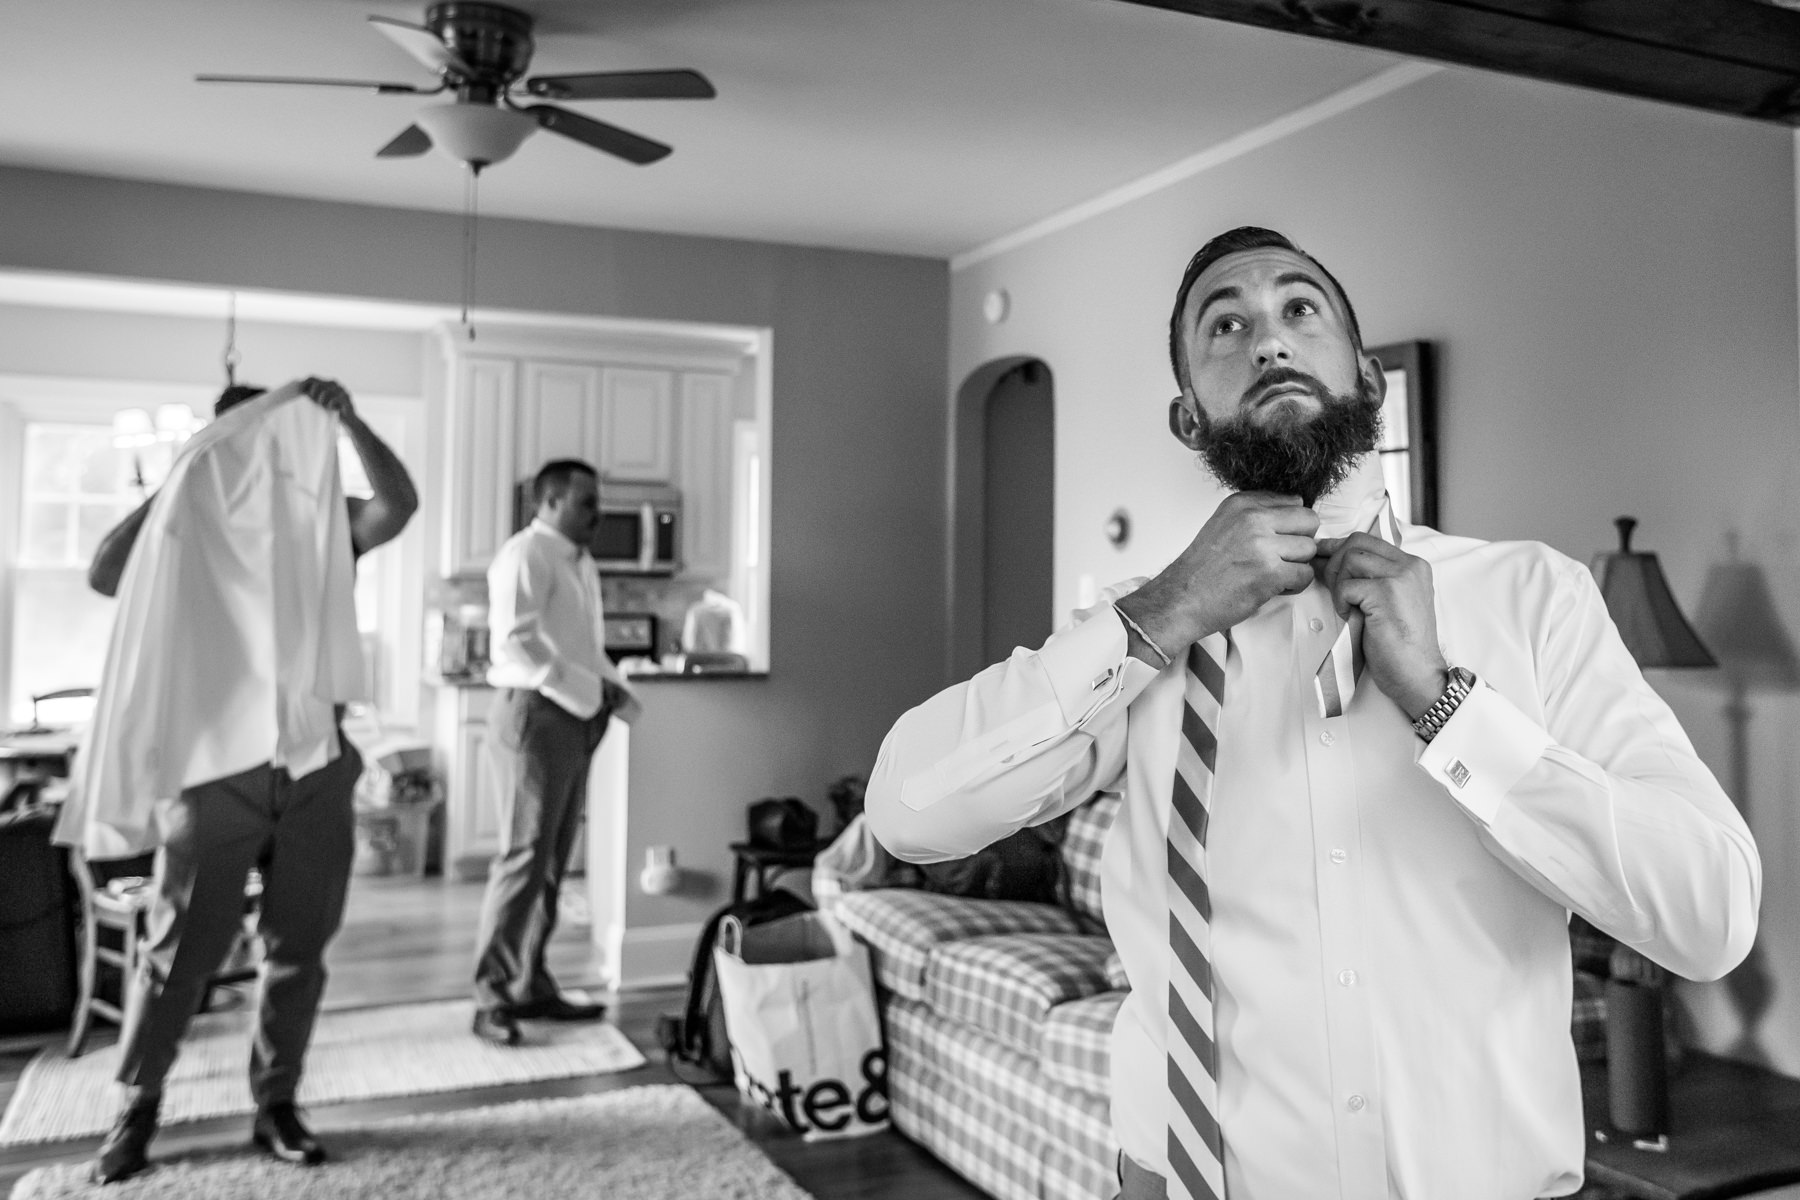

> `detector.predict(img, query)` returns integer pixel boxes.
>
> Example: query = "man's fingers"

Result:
[1277,562,1314,595]
[1274,533,1318,564]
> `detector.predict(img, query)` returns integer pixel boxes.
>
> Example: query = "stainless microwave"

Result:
[514,477,682,574]
[593,480,682,574]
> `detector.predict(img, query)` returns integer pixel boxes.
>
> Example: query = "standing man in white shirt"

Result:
[865,227,1760,1200]
[84,378,418,1185]
[474,459,635,1046]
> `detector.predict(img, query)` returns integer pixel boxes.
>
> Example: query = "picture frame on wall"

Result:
[1368,340,1438,528]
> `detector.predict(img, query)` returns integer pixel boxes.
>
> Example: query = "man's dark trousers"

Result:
[474,689,609,1012]
[115,741,363,1106]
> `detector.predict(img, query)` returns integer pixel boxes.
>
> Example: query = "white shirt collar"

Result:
[529,516,584,560]
[1312,452,1391,539]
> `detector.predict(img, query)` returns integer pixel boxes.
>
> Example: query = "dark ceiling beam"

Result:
[1114,0,1800,124]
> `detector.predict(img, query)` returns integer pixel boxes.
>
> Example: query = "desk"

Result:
[727,839,834,906]
[1583,1052,1800,1198]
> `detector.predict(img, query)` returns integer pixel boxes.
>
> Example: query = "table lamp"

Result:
[1589,516,1716,1149]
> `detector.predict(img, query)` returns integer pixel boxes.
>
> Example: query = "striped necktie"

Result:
[1166,632,1230,1200]
[1312,499,1403,719]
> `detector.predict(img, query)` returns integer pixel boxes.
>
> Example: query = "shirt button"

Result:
[1309,617,1325,633]
[1319,731,1335,747]
[1330,848,1348,864]
[1338,969,1358,987]
[1347,1094,1367,1113]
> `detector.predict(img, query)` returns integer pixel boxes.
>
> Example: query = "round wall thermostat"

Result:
[982,289,1010,324]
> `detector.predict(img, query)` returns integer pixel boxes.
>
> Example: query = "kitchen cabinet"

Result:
[599,367,675,483]
[441,356,517,577]
[437,686,505,880]
[677,371,736,580]
[436,325,753,578]
[517,362,600,481]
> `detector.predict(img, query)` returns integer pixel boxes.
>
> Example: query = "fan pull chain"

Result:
[460,167,480,341]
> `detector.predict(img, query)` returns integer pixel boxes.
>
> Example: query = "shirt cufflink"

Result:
[1416,682,1553,825]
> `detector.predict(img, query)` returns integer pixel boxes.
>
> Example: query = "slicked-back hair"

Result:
[532,459,599,508]
[214,383,268,416]
[1167,226,1364,390]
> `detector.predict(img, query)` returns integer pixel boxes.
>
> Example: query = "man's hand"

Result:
[1314,532,1447,719]
[1116,492,1319,663]
[301,377,356,420]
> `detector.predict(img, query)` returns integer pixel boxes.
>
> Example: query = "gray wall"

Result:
[0,164,950,937]
[949,68,1800,1070]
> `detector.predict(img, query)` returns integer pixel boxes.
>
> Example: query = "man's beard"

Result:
[1193,366,1383,505]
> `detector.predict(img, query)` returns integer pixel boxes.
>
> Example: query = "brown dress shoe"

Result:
[251,1102,327,1165]
[91,1098,159,1184]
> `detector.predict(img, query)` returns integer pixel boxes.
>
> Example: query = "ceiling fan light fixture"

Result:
[415,102,535,168]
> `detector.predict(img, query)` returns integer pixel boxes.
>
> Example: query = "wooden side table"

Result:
[727,839,835,906]
[1582,1051,1800,1198]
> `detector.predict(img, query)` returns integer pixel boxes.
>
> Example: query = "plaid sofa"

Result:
[817,793,1125,1200]
[818,794,1612,1200]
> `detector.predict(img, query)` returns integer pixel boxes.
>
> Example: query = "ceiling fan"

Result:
[197,2,715,170]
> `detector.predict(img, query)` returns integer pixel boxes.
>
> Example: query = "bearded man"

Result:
[864,227,1758,1200]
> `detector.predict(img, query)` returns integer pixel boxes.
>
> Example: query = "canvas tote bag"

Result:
[713,910,889,1139]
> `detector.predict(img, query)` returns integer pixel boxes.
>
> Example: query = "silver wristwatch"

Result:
[1411,666,1476,743]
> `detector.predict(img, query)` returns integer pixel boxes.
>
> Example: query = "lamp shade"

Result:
[415,102,536,169]
[1589,516,1716,669]
[1693,560,1800,690]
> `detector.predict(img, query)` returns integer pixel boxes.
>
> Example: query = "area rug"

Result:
[9,1084,814,1200]
[0,999,646,1147]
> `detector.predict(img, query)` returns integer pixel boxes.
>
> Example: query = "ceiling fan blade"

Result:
[368,15,474,78]
[196,73,432,94]
[376,124,433,158]
[524,105,671,165]
[524,69,716,102]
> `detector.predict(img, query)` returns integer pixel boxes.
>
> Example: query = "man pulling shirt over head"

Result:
[473,458,638,1048]
[865,227,1759,1200]
[74,377,418,1186]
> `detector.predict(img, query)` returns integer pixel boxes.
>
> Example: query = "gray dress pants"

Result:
[115,739,363,1106]
[473,689,609,1012]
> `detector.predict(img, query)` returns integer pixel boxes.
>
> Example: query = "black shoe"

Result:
[514,994,607,1022]
[472,1007,522,1045]
[251,1102,327,1166]
[91,1098,159,1184]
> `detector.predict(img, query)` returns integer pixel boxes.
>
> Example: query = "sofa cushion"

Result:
[925,933,1115,1058]
[1062,791,1119,930]
[1042,989,1126,1099]
[1103,949,1129,991]
[835,889,1080,1001]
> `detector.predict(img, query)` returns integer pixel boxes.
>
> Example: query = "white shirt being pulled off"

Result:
[60,382,365,858]
[485,518,637,723]
[866,453,1759,1200]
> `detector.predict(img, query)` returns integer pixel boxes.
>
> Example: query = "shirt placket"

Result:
[1294,593,1390,1199]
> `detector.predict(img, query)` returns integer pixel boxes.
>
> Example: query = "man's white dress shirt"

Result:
[486,518,638,723]
[61,382,364,858]
[866,454,1759,1200]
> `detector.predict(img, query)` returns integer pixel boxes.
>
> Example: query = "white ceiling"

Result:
[2,0,1404,259]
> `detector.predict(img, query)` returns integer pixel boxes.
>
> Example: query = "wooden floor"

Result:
[0,873,987,1200]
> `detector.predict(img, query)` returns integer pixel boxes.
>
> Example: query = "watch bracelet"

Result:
[1411,667,1474,742]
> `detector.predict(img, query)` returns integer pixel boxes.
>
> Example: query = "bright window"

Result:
[8,422,399,727]
[8,424,140,725]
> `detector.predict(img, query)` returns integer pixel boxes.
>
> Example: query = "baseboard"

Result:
[616,922,702,991]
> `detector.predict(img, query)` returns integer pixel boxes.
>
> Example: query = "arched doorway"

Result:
[948,358,1055,680]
